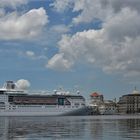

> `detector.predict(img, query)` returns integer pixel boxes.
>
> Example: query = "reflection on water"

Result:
[1,115,140,140]
[0,116,86,140]
[118,119,140,139]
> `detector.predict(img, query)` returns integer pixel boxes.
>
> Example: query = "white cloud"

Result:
[0,0,27,9]
[47,29,105,71]
[25,50,47,60]
[0,0,49,41]
[51,24,70,34]
[50,0,72,12]
[72,0,113,24]
[103,8,140,42]
[47,53,74,71]
[47,7,140,76]
[16,79,30,90]
[109,0,140,13]
[26,51,35,57]
[52,0,140,24]
[0,7,48,40]
[51,0,113,24]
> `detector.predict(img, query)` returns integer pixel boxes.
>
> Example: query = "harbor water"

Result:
[1,115,140,140]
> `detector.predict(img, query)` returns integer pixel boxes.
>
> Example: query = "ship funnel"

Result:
[4,81,16,90]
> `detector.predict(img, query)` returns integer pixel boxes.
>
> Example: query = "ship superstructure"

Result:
[0,81,88,116]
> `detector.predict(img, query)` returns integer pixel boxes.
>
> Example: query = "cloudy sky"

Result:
[0,0,140,100]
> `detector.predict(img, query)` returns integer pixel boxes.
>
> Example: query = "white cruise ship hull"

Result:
[0,106,89,116]
[0,81,89,116]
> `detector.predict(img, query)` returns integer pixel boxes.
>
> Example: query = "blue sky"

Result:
[0,0,140,100]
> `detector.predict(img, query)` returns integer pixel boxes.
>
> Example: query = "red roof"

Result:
[90,92,101,97]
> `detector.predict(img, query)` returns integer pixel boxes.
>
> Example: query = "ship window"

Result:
[0,102,5,104]
[0,91,4,94]
[75,103,79,106]
[58,98,64,105]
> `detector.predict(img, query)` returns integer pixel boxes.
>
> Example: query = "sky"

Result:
[0,0,140,100]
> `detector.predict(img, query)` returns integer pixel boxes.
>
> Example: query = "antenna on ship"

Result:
[73,85,80,95]
[59,86,64,91]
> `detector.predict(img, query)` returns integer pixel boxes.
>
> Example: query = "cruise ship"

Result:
[0,81,89,116]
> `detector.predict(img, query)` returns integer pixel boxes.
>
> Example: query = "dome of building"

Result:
[132,89,140,94]
[90,92,101,97]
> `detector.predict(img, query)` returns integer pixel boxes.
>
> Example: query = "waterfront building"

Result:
[118,88,140,114]
[99,100,117,115]
[90,92,104,105]
[89,92,117,115]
